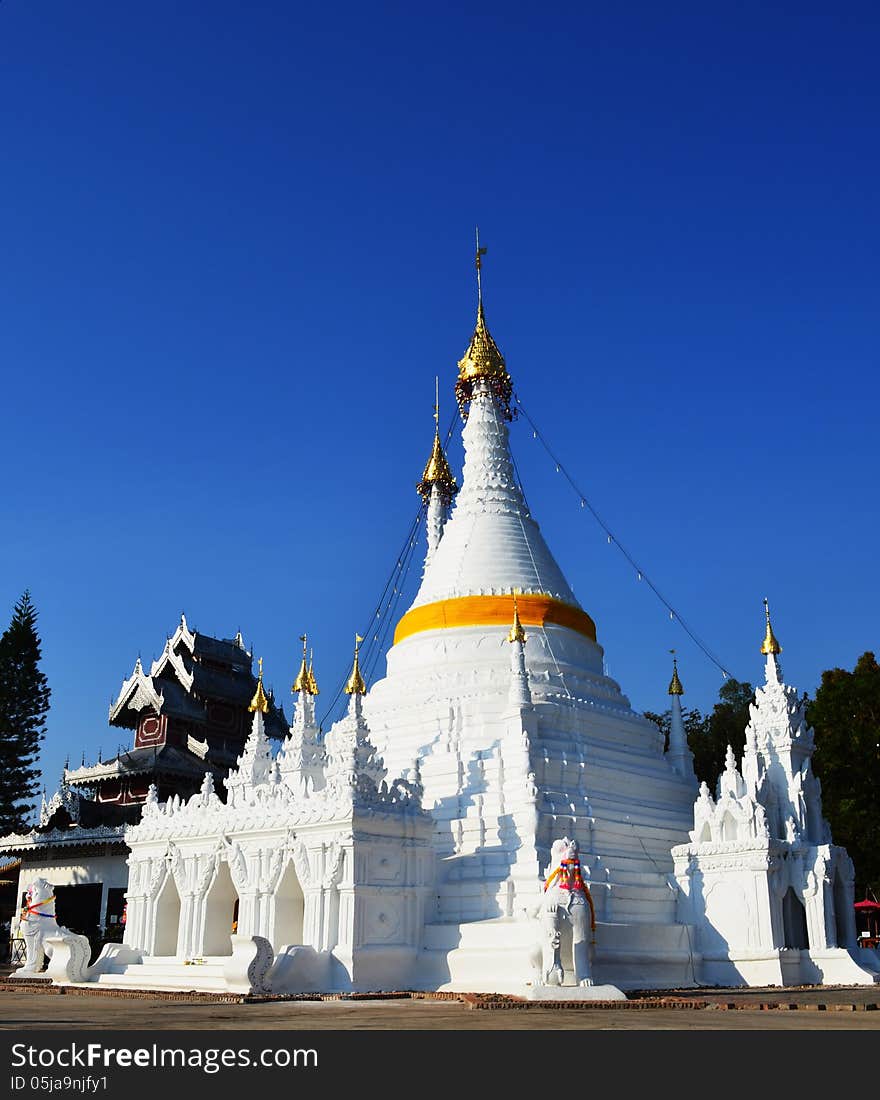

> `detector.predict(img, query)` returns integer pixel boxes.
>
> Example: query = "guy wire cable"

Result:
[513,394,735,682]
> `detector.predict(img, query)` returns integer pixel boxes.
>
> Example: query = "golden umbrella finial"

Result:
[417,378,458,501]
[456,229,511,417]
[292,633,311,694]
[507,591,526,644]
[249,656,269,712]
[344,633,367,696]
[668,649,684,695]
[760,598,782,655]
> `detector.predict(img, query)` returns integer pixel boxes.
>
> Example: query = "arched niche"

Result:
[271,859,306,950]
[782,887,808,950]
[154,870,182,957]
[202,860,239,956]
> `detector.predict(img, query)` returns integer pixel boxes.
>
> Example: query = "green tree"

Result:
[0,591,52,833]
[807,652,880,899]
[644,705,708,756]
[694,677,754,788]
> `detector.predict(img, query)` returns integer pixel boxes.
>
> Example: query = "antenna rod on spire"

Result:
[475,226,487,310]
[434,375,439,430]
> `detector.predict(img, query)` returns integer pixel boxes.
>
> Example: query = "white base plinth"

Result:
[524,983,627,1001]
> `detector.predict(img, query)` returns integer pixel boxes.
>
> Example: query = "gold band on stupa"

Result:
[394,593,596,645]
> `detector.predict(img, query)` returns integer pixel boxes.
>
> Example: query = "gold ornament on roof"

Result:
[292,635,319,695]
[507,592,526,644]
[292,635,309,693]
[760,598,782,655]
[344,633,367,696]
[417,377,458,501]
[668,652,684,695]
[249,656,270,713]
[455,229,512,419]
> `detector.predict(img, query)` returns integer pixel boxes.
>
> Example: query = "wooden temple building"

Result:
[0,614,288,954]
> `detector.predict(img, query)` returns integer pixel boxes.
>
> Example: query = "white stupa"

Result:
[50,249,878,996]
[362,271,701,990]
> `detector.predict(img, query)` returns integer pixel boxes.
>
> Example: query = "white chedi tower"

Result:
[671,602,880,987]
[363,248,701,992]
[665,655,698,790]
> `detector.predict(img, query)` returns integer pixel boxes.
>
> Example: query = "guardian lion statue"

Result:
[540,837,596,987]
[11,877,91,983]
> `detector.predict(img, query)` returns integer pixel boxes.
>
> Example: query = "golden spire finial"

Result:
[507,592,526,644]
[249,656,269,712]
[668,650,684,695]
[760,598,782,655]
[344,633,367,695]
[417,380,458,501]
[456,230,512,418]
[292,633,310,694]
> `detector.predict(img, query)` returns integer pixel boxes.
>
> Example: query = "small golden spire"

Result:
[344,633,367,695]
[760,598,782,655]
[292,634,310,693]
[417,380,458,501]
[249,656,270,712]
[306,648,320,695]
[668,652,684,695]
[507,592,526,644]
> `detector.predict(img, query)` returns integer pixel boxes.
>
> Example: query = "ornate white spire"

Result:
[227,658,274,801]
[687,615,830,848]
[324,683,387,804]
[665,653,697,789]
[280,636,325,790]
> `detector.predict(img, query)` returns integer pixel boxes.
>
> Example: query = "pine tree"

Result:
[0,591,52,833]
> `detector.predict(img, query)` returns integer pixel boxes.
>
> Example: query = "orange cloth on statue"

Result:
[544,859,596,931]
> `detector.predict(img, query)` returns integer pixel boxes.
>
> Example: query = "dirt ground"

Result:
[2,978,880,1031]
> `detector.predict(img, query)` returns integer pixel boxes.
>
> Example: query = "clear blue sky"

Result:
[1,2,877,801]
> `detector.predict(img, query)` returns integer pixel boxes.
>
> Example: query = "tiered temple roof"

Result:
[0,617,289,863]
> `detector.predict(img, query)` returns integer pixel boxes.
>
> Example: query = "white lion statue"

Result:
[540,837,596,987]
[12,877,91,983]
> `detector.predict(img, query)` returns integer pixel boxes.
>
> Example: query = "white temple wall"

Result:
[368,636,696,932]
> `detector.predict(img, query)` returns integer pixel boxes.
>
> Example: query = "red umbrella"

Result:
[854,899,880,910]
